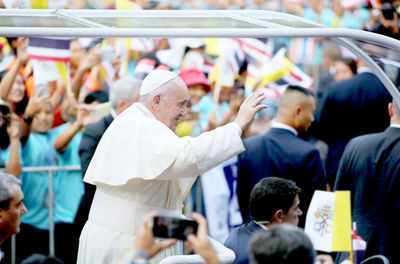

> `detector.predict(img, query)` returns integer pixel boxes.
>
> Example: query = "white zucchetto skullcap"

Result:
[140,70,178,96]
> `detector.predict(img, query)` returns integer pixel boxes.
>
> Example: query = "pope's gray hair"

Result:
[139,77,181,105]
[0,172,21,210]
[110,77,142,109]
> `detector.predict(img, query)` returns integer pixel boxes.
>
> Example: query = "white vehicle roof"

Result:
[1,9,399,104]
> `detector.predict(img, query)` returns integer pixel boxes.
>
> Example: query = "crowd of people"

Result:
[0,0,400,263]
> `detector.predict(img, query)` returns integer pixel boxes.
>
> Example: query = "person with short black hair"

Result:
[225,177,302,264]
[249,177,302,225]
[237,85,327,227]
[334,100,400,263]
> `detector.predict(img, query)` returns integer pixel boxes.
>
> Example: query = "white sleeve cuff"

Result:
[232,122,242,137]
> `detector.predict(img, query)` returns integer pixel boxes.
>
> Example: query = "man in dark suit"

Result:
[237,86,326,227]
[334,100,400,263]
[72,77,141,259]
[225,177,302,264]
[317,61,392,188]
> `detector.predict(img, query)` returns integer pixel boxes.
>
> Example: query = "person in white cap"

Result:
[77,70,266,264]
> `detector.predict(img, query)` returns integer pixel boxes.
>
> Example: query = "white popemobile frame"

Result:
[1,8,400,262]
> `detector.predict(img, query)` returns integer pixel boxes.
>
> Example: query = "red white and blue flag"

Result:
[28,37,71,62]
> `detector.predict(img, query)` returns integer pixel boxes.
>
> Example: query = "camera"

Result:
[152,215,198,240]
[381,3,396,20]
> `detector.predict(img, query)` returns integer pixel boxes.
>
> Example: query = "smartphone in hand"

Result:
[152,215,198,240]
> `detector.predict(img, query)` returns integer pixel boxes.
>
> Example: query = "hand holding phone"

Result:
[152,215,198,240]
[135,213,177,259]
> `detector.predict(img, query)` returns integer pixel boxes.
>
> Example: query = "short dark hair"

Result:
[249,224,315,264]
[285,85,314,97]
[249,177,301,222]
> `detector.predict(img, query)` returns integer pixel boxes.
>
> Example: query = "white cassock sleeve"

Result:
[84,103,244,186]
[157,122,244,180]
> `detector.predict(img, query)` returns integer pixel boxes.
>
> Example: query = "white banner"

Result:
[33,60,60,86]
[201,156,243,243]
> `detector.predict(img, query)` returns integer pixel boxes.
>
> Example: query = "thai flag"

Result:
[28,38,71,62]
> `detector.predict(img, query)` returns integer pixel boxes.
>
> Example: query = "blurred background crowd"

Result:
[0,0,399,263]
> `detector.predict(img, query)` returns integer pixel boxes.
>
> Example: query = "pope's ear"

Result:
[152,94,162,107]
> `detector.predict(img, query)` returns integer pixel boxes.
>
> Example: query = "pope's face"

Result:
[158,79,190,131]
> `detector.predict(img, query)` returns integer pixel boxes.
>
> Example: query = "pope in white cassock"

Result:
[77,70,266,264]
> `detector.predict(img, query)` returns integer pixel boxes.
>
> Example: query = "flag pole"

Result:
[350,243,354,264]
[351,221,357,264]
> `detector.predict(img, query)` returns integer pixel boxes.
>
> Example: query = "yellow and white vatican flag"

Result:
[305,190,352,253]
[257,48,313,92]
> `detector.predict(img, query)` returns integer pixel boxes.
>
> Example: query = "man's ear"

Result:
[152,94,162,109]
[389,102,393,118]
[295,106,302,116]
[290,106,301,126]
[115,99,125,111]
[272,209,284,223]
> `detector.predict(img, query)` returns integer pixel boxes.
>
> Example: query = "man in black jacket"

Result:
[334,99,400,263]
[317,61,391,187]
[225,177,302,264]
[237,86,326,227]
